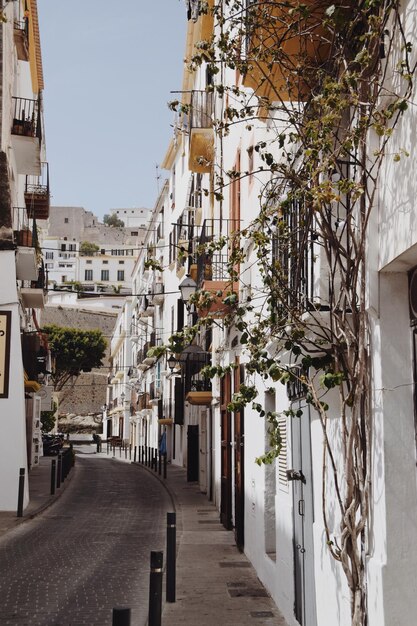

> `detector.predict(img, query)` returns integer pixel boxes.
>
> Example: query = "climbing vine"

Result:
[165,1,417,624]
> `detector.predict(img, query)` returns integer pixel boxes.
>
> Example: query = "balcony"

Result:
[242,0,332,101]
[11,97,42,175]
[20,261,47,309]
[181,346,212,406]
[189,90,214,173]
[13,17,29,61]
[151,281,164,306]
[25,162,50,220]
[196,219,239,318]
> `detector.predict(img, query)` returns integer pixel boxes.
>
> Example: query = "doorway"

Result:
[291,406,317,626]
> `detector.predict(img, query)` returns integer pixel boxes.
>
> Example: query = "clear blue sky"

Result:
[37,0,186,218]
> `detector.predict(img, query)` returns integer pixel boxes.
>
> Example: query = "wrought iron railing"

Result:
[189,90,214,132]
[25,162,50,207]
[196,219,239,287]
[183,351,211,394]
[271,196,316,312]
[12,96,42,141]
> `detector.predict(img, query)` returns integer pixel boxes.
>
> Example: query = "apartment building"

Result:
[0,0,51,511]
[105,2,417,625]
[40,205,148,307]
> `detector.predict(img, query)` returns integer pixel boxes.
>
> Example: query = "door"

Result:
[187,425,199,482]
[291,407,317,626]
[234,362,244,549]
[199,410,208,493]
[221,373,233,529]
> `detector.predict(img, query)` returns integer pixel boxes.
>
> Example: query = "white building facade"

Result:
[0,0,51,511]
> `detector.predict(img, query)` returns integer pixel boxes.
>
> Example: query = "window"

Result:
[69,244,76,251]
[119,260,124,265]
[46,252,54,260]
[101,270,109,281]
[61,275,67,282]
[85,269,93,281]
[86,260,92,265]
[103,260,108,265]
[64,218,69,223]
[61,244,66,251]
[131,231,138,236]
[117,270,125,281]
[59,263,65,268]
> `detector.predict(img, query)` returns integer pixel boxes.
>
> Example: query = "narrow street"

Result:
[0,456,172,626]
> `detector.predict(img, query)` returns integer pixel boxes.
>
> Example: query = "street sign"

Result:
[0,311,12,399]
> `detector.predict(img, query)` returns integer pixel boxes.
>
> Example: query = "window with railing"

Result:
[271,196,315,312]
[196,218,239,287]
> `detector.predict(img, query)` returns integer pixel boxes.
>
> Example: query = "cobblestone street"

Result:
[0,456,172,626]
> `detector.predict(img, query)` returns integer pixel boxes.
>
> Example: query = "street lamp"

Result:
[179,275,197,307]
[167,354,179,372]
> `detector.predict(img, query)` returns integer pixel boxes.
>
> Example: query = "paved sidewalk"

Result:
[0,450,75,537]
[142,460,289,626]
[0,444,289,626]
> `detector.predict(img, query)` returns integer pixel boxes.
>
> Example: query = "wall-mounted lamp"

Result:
[179,275,197,307]
[167,354,179,372]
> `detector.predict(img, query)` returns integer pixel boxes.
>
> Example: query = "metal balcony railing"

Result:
[196,219,239,287]
[183,350,211,395]
[32,261,47,291]
[271,197,316,312]
[189,90,214,132]
[13,207,35,246]
[12,96,42,141]
[25,162,50,220]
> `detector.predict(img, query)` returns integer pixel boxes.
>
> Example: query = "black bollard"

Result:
[148,551,163,626]
[129,444,131,461]
[125,444,127,460]
[112,607,131,626]
[158,451,162,476]
[134,445,137,463]
[50,459,56,495]
[166,512,176,602]
[154,448,158,472]
[57,454,62,488]
[61,451,66,483]
[163,453,167,479]
[17,468,25,517]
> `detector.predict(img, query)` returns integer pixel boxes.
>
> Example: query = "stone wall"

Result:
[41,305,117,416]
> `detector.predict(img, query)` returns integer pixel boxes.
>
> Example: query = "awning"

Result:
[158,418,174,425]
[24,371,41,392]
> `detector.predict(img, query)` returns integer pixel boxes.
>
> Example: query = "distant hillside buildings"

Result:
[39,206,150,308]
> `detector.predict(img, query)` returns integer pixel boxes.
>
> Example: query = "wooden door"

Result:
[234,362,245,549]
[187,425,199,482]
[220,372,233,529]
[199,410,208,493]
